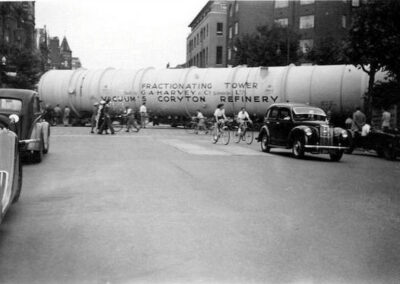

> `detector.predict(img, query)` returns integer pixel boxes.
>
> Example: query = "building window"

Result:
[234,22,239,35]
[228,48,232,61]
[229,26,233,39]
[351,0,360,7]
[342,15,346,28]
[217,22,223,35]
[229,4,233,17]
[216,46,223,65]
[299,39,314,53]
[206,47,208,66]
[235,2,239,12]
[300,0,315,5]
[299,15,314,29]
[275,0,289,8]
[275,18,288,27]
[206,24,208,37]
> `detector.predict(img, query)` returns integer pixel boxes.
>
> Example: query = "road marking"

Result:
[162,139,271,156]
[162,139,230,156]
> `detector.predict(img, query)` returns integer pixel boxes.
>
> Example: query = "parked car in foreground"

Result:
[0,89,50,162]
[256,103,350,161]
[0,119,22,223]
[347,129,400,160]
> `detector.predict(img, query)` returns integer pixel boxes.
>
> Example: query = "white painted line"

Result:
[162,139,230,156]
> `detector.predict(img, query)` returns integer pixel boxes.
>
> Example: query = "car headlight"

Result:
[341,130,348,138]
[305,128,313,136]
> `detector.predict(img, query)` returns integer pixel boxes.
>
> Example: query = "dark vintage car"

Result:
[256,103,350,161]
[0,89,50,162]
[0,119,22,223]
[347,129,400,160]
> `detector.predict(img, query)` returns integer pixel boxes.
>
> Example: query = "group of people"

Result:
[345,107,392,136]
[44,104,71,126]
[90,101,147,134]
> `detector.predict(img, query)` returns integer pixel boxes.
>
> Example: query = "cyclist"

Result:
[214,103,227,131]
[237,107,252,134]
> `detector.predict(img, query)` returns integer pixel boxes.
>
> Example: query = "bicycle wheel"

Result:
[112,120,123,132]
[233,127,241,143]
[211,127,219,144]
[221,127,230,145]
[245,130,254,144]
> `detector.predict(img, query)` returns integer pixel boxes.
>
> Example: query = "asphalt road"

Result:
[0,126,399,284]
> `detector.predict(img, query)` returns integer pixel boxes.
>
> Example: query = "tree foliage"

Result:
[345,0,400,114]
[233,25,300,67]
[0,43,43,90]
[346,0,400,81]
[307,37,346,65]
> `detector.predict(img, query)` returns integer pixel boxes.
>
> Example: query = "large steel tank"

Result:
[38,65,385,118]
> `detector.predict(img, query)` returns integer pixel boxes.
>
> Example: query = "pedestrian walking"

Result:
[53,104,62,125]
[351,107,366,132]
[63,106,71,126]
[125,106,140,132]
[381,108,391,132]
[98,99,115,134]
[90,102,99,133]
[140,102,147,128]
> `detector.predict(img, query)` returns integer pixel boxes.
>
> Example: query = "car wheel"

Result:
[260,133,270,153]
[292,137,305,158]
[329,150,344,162]
[384,144,396,160]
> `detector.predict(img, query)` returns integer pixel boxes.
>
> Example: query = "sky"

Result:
[35,0,208,69]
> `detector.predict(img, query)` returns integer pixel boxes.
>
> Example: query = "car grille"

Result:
[319,125,334,146]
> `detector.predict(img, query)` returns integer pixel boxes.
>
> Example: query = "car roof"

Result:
[0,89,37,114]
[269,103,322,109]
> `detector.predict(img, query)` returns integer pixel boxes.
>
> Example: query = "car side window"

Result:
[279,108,290,120]
[268,108,279,120]
[33,96,41,114]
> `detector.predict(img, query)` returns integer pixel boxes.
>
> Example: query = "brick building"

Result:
[186,0,228,68]
[187,0,362,67]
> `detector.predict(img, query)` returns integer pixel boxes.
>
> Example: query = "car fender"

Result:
[27,122,44,151]
[40,121,50,152]
[257,125,270,142]
[0,129,18,222]
[288,126,310,145]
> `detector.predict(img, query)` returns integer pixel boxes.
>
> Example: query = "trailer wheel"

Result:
[32,134,44,163]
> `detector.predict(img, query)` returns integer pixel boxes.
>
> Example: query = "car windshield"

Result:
[292,107,326,121]
[0,98,22,113]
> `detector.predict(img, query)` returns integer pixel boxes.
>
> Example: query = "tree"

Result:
[233,24,300,67]
[345,0,400,116]
[307,37,346,65]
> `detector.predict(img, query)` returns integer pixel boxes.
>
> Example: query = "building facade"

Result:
[0,2,35,57]
[187,0,362,67]
[186,0,228,68]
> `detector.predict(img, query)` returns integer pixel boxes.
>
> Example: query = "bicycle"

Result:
[233,120,254,144]
[211,120,230,145]
[111,114,140,132]
[185,117,211,134]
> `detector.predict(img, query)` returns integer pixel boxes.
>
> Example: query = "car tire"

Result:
[329,150,344,162]
[260,133,270,153]
[292,137,305,158]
